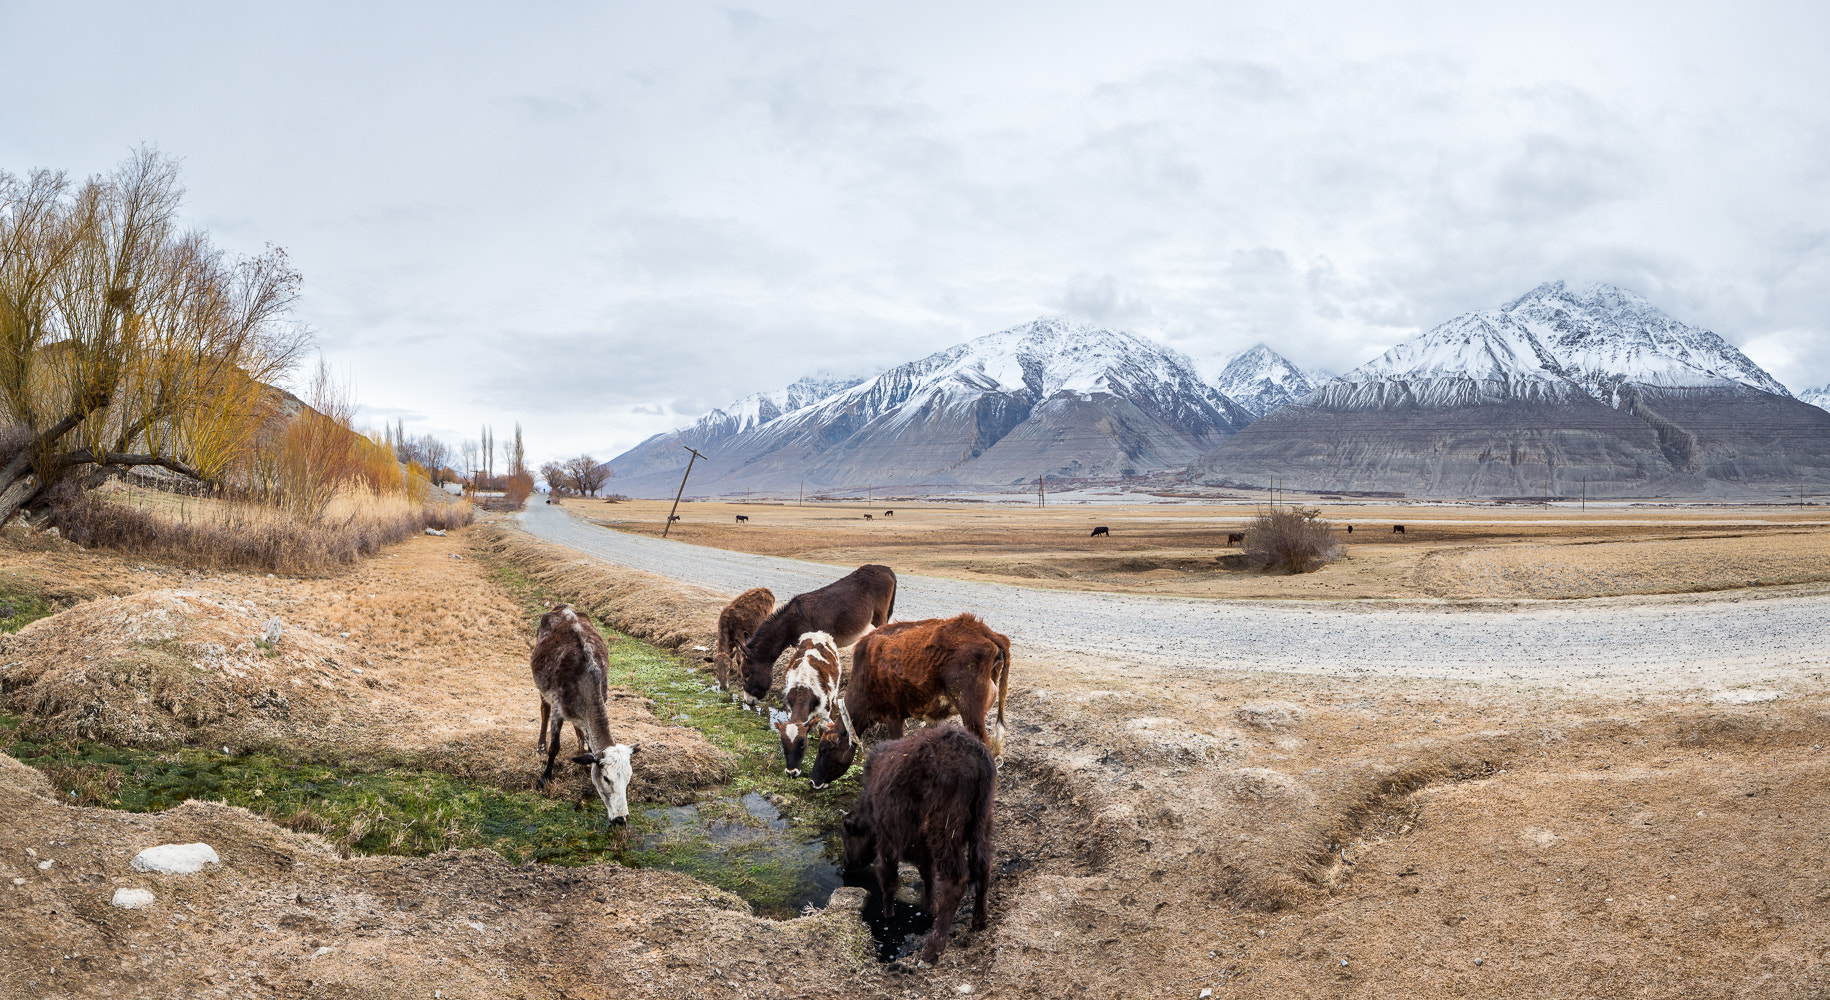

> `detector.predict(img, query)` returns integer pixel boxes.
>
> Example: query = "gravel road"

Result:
[518,502,1830,693]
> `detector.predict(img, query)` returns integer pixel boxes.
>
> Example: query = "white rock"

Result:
[130,843,220,875]
[36,860,52,870]
[425,528,447,536]
[112,888,156,909]
[263,617,283,645]
[10,878,22,886]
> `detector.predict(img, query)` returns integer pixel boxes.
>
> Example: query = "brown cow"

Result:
[1226,532,1245,546]
[711,587,775,692]
[774,632,842,776]
[530,604,638,826]
[807,613,1010,789]
[841,723,995,965]
[740,565,897,705]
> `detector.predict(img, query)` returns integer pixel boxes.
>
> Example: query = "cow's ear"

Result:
[628,743,640,756]
[570,753,596,766]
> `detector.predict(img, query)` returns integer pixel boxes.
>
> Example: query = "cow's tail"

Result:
[990,637,1010,758]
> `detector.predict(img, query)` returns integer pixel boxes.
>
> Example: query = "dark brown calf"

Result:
[529,604,637,826]
[712,587,775,692]
[1226,532,1245,546]
[808,613,1010,789]
[841,724,995,965]
[775,632,842,776]
[740,564,897,704]
[863,513,873,520]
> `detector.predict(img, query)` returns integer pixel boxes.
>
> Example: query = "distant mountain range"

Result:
[606,282,1830,498]
[1193,281,1830,496]
[607,317,1262,495]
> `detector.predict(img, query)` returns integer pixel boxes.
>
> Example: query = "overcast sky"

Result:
[4,2,1828,467]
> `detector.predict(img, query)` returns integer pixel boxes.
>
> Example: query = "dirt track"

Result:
[519,502,1830,699]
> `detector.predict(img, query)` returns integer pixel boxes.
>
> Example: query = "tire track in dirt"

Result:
[518,502,1830,693]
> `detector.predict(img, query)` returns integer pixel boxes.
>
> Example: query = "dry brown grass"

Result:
[564,496,1830,601]
[43,480,473,576]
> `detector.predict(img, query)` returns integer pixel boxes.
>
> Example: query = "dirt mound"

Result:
[0,589,373,750]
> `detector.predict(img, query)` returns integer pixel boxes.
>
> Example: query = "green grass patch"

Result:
[0,587,58,634]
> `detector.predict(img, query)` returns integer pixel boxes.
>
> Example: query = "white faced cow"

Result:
[531,604,639,827]
[775,632,842,777]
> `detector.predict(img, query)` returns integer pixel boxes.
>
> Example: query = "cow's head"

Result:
[535,603,580,644]
[839,800,876,869]
[739,640,775,704]
[807,709,857,790]
[774,717,820,776]
[571,742,639,826]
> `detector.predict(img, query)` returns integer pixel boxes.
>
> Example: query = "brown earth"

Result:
[3,512,1830,997]
[574,496,1830,601]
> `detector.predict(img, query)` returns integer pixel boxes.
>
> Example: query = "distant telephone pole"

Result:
[663,446,707,538]
[1038,476,1045,508]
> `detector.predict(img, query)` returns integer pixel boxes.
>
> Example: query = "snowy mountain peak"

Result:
[1801,384,1830,413]
[1199,344,1329,418]
[1335,281,1791,405]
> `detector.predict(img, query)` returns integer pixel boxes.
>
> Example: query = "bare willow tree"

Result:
[564,454,610,497]
[0,149,308,524]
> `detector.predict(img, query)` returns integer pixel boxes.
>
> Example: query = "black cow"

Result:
[668,515,681,522]
[740,565,897,704]
[841,723,995,965]
[1393,524,1405,534]
[864,514,873,520]
[884,510,894,517]
[1090,526,1110,537]
[1226,532,1244,546]
[735,514,749,524]
[1346,524,1353,534]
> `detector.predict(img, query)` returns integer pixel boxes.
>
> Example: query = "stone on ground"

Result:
[130,843,221,874]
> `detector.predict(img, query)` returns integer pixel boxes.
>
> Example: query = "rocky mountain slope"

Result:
[1195,345,1329,418]
[1193,281,1830,497]
[608,318,1252,495]
[1801,384,1830,413]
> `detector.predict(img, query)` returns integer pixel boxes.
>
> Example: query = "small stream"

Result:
[625,790,934,961]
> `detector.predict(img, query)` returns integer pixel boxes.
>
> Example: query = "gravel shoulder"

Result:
[520,501,1830,699]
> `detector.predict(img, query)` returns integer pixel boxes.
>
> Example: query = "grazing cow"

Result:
[668,515,681,523]
[1346,524,1353,534]
[740,564,897,705]
[1226,532,1245,546]
[735,514,749,523]
[1393,524,1405,534]
[711,587,775,692]
[863,513,873,520]
[1090,526,1110,537]
[529,604,638,826]
[775,632,842,775]
[841,724,995,965]
[808,613,1010,789]
[884,510,894,517]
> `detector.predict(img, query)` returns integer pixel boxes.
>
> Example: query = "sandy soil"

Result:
[5,512,1830,997]
[571,496,1830,601]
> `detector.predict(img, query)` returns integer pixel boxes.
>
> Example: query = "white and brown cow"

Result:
[774,631,842,776]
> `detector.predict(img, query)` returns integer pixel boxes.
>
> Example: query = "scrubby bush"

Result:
[1243,507,1343,574]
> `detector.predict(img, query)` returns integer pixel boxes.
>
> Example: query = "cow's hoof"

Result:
[608,815,628,828]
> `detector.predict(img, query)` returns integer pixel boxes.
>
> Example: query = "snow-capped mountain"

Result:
[1194,282,1830,497]
[1316,281,1790,409]
[609,371,865,480]
[1800,384,1830,412]
[608,317,1251,495]
[1198,345,1330,418]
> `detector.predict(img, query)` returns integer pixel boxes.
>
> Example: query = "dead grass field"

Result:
[571,496,1830,600]
[4,513,1830,997]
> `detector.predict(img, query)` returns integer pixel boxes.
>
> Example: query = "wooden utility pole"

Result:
[663,446,707,538]
[1038,476,1045,508]
[1582,477,1587,511]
